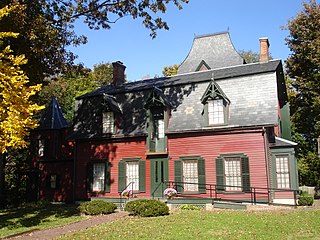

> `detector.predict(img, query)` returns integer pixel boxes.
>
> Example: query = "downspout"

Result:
[262,127,272,203]
[72,141,77,203]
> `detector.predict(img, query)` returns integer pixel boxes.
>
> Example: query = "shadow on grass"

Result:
[0,203,81,230]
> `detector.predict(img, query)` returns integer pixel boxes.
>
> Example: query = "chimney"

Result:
[112,61,126,85]
[259,37,270,63]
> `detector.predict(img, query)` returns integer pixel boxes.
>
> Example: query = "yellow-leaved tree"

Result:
[0,4,43,207]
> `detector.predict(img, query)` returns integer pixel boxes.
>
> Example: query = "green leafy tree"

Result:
[162,64,179,76]
[285,0,320,186]
[238,49,272,63]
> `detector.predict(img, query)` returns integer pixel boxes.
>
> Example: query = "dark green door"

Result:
[150,158,168,197]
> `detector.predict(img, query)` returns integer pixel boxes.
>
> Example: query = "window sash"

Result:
[183,160,198,191]
[126,161,139,191]
[224,157,242,191]
[208,99,224,125]
[93,163,105,191]
[276,156,290,189]
[103,112,114,133]
[38,139,45,157]
[50,175,57,189]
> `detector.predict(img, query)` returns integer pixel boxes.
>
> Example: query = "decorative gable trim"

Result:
[201,80,230,104]
[196,60,211,72]
[144,87,171,109]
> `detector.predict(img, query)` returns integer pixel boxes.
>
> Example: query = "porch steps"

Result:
[213,201,247,210]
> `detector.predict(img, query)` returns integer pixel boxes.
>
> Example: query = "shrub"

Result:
[298,191,314,206]
[179,204,202,210]
[78,200,117,215]
[124,199,169,217]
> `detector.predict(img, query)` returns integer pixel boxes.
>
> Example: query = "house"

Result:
[29,32,298,206]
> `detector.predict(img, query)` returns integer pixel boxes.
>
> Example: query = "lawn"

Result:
[58,209,320,240]
[0,202,86,238]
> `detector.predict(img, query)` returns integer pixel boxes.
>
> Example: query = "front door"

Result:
[150,157,168,197]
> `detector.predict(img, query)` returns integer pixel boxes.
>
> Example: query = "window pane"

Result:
[183,160,198,191]
[103,112,114,133]
[93,163,105,191]
[224,157,241,191]
[38,139,45,157]
[50,175,57,189]
[208,99,224,125]
[126,162,139,191]
[276,156,290,189]
[157,119,165,138]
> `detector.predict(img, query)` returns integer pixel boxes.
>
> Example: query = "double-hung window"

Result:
[275,155,290,189]
[102,112,115,134]
[92,163,105,192]
[224,157,242,191]
[38,139,46,157]
[183,160,199,191]
[126,161,139,191]
[208,99,225,125]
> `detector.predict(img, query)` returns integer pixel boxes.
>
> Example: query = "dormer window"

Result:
[201,80,230,126]
[102,112,115,134]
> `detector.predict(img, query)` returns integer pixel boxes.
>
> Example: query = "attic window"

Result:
[201,80,230,126]
[102,112,115,134]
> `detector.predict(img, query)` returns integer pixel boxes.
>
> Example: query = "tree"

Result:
[162,64,179,76]
[0,4,43,207]
[285,0,320,186]
[238,49,272,63]
[0,0,189,85]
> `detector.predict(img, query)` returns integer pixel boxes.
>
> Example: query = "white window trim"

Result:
[93,163,105,192]
[183,160,198,192]
[224,157,242,191]
[102,112,115,134]
[126,161,139,191]
[275,155,290,189]
[208,99,224,125]
[38,139,45,157]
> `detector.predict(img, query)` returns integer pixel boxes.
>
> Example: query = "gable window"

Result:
[201,80,230,126]
[102,112,115,134]
[275,155,290,189]
[174,156,206,193]
[216,154,250,192]
[86,161,111,193]
[118,158,146,193]
[208,99,224,125]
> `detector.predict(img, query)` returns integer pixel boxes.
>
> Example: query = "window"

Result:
[126,161,139,191]
[46,174,59,189]
[118,158,145,193]
[102,112,115,134]
[224,157,242,191]
[183,160,198,191]
[93,163,105,192]
[275,155,290,189]
[216,154,250,192]
[174,156,206,193]
[208,99,224,125]
[38,139,45,157]
[201,80,230,127]
[86,161,110,193]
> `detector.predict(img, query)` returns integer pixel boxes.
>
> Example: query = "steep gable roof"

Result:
[38,97,68,130]
[178,32,244,74]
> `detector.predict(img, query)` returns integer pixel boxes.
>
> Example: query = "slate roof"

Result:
[72,60,285,139]
[38,97,69,130]
[177,32,244,74]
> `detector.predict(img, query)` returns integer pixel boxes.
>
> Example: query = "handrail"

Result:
[151,181,168,199]
[164,180,298,206]
[119,181,135,209]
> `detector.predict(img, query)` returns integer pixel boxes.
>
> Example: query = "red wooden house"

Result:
[30,32,298,206]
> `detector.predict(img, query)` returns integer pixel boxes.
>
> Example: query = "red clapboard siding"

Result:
[168,130,268,200]
[75,138,149,199]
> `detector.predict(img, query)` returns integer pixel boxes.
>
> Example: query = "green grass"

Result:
[0,203,86,238]
[58,209,320,240]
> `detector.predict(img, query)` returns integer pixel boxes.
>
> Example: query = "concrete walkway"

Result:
[5,211,128,240]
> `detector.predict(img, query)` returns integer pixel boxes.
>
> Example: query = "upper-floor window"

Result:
[38,139,46,157]
[102,112,115,134]
[208,99,225,125]
[201,80,230,127]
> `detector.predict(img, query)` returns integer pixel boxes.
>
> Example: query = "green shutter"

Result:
[55,175,60,189]
[139,160,146,192]
[241,156,250,192]
[198,158,206,193]
[174,160,183,193]
[104,162,111,193]
[118,160,126,192]
[86,163,93,193]
[216,157,225,192]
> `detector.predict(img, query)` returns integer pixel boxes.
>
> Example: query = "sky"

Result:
[69,0,308,81]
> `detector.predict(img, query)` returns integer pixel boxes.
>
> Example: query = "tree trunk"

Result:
[0,152,6,208]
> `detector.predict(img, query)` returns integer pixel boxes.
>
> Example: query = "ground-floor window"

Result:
[93,163,105,192]
[126,161,139,191]
[275,155,290,189]
[224,157,242,191]
[183,160,198,191]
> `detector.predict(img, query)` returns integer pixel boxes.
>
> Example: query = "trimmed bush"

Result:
[79,200,117,215]
[124,199,169,217]
[179,204,202,210]
[298,191,314,206]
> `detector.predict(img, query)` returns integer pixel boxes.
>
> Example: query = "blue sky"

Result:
[70,0,307,81]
